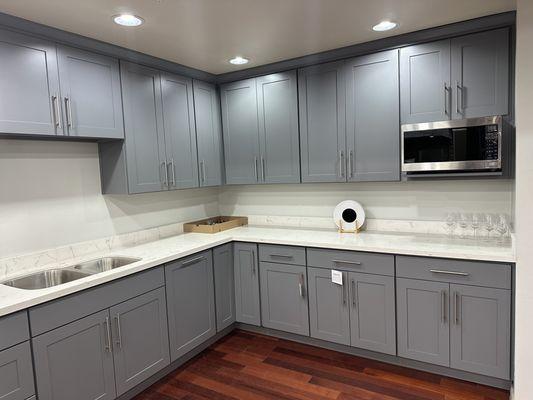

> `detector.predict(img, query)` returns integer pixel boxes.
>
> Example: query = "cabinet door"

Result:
[57,45,123,139]
[345,50,400,182]
[0,342,35,400]
[32,310,116,400]
[161,73,199,189]
[400,40,451,124]
[450,284,511,379]
[0,28,60,136]
[299,61,346,182]
[193,80,224,187]
[259,262,309,336]
[349,272,396,355]
[110,287,170,396]
[166,251,216,361]
[214,243,236,331]
[396,278,450,366]
[220,79,260,184]
[256,71,300,183]
[451,28,509,119]
[234,243,261,326]
[120,62,167,194]
[307,267,350,345]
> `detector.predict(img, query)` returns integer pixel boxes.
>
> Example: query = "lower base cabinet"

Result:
[259,262,309,335]
[0,342,35,400]
[234,243,261,326]
[166,251,216,361]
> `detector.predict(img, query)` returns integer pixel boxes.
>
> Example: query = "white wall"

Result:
[513,1,533,398]
[0,139,219,258]
[219,181,514,221]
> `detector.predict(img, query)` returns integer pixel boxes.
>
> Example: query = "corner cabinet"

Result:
[234,243,261,325]
[221,71,300,184]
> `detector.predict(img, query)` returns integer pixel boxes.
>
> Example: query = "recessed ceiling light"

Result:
[229,56,249,65]
[113,14,144,27]
[372,20,398,32]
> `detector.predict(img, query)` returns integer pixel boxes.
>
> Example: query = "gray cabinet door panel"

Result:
[193,80,224,187]
[214,243,236,331]
[0,342,35,400]
[400,40,451,124]
[166,251,216,361]
[259,262,309,336]
[0,28,60,136]
[450,284,511,379]
[451,28,509,119]
[0,311,29,351]
[234,243,261,326]
[110,287,170,396]
[349,272,396,355]
[256,71,300,183]
[307,267,350,345]
[161,73,199,189]
[57,45,123,139]
[120,61,167,194]
[221,79,260,184]
[345,50,400,182]
[32,309,116,400]
[396,278,450,366]
[299,61,346,182]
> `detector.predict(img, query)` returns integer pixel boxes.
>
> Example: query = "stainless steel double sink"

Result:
[1,256,141,290]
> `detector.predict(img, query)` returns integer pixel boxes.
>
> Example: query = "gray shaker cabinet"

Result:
[234,243,261,326]
[345,50,400,182]
[109,287,170,396]
[161,73,199,190]
[214,243,236,331]
[165,251,216,361]
[307,267,350,345]
[396,278,450,367]
[32,309,116,400]
[0,28,61,136]
[400,40,451,124]
[0,342,35,400]
[220,79,260,184]
[299,61,346,182]
[259,262,309,336]
[120,61,167,194]
[193,80,224,187]
[57,45,123,139]
[451,28,509,119]
[348,272,396,355]
[450,284,511,379]
[256,71,300,183]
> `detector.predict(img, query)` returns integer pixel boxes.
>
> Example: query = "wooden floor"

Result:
[133,330,509,400]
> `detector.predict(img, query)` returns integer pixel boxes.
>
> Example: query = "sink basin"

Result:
[1,269,91,290]
[71,256,141,274]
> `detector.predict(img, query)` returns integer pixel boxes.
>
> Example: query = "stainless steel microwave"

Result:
[401,116,502,174]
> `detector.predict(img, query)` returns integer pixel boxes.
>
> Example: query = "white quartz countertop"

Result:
[0,226,515,318]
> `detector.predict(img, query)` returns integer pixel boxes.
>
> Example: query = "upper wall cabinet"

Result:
[221,71,300,184]
[0,28,60,136]
[345,50,400,182]
[400,28,509,124]
[57,46,124,139]
[299,61,346,183]
[193,80,224,187]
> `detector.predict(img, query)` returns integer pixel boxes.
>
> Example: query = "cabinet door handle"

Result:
[103,316,112,353]
[444,84,450,116]
[199,160,204,185]
[441,290,447,323]
[342,273,347,306]
[270,254,293,259]
[348,150,353,179]
[351,279,357,308]
[202,160,207,183]
[254,157,258,181]
[168,159,176,187]
[456,82,464,114]
[430,269,469,277]
[181,255,205,267]
[161,162,168,186]
[114,314,122,349]
[65,97,73,128]
[52,95,61,129]
[339,150,345,178]
[298,274,304,298]
[333,260,361,266]
[261,157,266,182]
[454,291,460,325]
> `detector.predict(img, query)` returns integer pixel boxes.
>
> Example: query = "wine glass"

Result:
[485,214,495,240]
[471,213,481,239]
[444,212,457,237]
[496,214,509,242]
[459,213,470,238]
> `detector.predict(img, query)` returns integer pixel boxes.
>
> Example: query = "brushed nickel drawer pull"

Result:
[270,254,294,259]
[181,256,205,267]
[103,317,112,353]
[430,269,470,277]
[333,260,362,266]
[298,274,305,298]
[351,279,357,308]
[441,290,447,323]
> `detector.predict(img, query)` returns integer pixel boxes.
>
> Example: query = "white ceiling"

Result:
[0,0,516,74]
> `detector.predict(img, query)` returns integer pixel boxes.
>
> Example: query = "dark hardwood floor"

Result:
[133,330,510,400]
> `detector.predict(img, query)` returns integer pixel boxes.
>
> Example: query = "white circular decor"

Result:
[333,200,366,232]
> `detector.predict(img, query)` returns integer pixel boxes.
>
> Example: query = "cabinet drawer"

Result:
[396,256,511,289]
[30,267,165,336]
[0,341,35,400]
[259,244,306,265]
[0,311,29,351]
[307,248,394,276]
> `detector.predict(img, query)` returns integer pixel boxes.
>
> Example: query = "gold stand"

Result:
[338,219,361,234]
